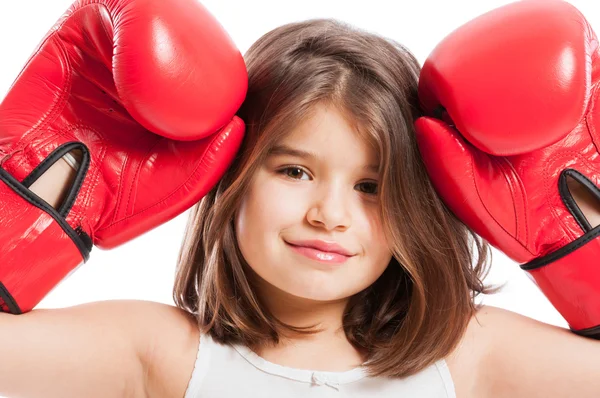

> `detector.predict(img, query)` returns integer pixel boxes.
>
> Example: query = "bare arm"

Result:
[0,300,150,398]
[479,306,600,397]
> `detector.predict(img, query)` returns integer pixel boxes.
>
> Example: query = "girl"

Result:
[3,9,600,398]
[174,18,492,397]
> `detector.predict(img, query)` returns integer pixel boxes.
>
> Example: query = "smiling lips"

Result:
[285,239,355,264]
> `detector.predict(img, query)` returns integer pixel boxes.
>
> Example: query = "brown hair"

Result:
[174,19,498,378]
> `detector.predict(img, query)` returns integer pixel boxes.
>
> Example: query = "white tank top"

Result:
[184,333,456,397]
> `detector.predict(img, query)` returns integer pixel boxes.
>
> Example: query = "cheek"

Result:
[357,209,392,266]
[242,178,303,233]
[235,176,305,263]
[234,194,266,276]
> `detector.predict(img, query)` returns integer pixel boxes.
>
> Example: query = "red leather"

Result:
[0,0,247,313]
[414,0,600,337]
[0,175,83,314]
[524,232,600,334]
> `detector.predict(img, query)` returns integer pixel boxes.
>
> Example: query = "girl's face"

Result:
[235,103,393,302]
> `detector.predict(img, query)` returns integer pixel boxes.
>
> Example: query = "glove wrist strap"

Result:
[522,228,600,338]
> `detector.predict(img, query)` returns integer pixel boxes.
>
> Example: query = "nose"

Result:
[306,182,352,231]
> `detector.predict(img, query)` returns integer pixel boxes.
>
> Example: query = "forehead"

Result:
[275,104,379,162]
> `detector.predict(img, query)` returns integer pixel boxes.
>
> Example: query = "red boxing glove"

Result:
[0,0,247,314]
[415,0,600,338]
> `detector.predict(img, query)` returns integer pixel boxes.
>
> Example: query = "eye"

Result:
[356,181,378,195]
[278,166,311,181]
[277,166,378,196]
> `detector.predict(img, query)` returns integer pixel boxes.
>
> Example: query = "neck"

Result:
[252,278,366,371]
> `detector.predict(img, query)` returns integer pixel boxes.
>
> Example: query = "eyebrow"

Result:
[267,144,380,173]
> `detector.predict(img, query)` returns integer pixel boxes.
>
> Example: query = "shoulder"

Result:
[448,304,600,398]
[88,299,201,398]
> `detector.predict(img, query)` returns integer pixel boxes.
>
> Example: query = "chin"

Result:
[283,284,355,302]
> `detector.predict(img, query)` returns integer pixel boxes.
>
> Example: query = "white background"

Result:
[1,0,599,331]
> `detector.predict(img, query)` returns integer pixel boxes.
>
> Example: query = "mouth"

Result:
[284,241,353,265]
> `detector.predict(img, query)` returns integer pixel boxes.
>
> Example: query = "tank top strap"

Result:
[434,359,456,398]
[183,333,211,398]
